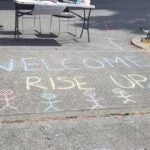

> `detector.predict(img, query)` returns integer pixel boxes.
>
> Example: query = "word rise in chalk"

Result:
[26,76,95,90]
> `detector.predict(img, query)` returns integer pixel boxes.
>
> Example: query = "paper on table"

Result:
[33,2,66,15]
[83,0,91,5]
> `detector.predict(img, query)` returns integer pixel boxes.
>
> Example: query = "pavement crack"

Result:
[0,111,149,125]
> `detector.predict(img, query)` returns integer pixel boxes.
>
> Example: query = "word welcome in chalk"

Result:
[0,56,150,72]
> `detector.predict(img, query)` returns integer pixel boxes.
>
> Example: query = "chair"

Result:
[50,6,77,36]
[21,0,42,34]
[21,15,42,34]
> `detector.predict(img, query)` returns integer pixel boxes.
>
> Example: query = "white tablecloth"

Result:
[14,0,95,9]
[33,2,66,15]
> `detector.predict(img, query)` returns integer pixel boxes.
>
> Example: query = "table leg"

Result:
[14,9,19,38]
[80,9,86,39]
[14,10,17,38]
[80,9,92,42]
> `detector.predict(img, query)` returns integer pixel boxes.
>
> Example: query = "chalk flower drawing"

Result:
[112,88,136,104]
[84,90,105,109]
[0,90,17,112]
[41,92,59,112]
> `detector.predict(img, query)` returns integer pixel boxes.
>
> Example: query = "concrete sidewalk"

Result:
[0,0,150,149]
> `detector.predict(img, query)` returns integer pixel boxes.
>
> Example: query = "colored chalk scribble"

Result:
[41,91,59,112]
[0,90,17,112]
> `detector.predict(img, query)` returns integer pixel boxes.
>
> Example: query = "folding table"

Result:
[14,0,95,42]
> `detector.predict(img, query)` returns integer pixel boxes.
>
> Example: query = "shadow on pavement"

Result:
[1,0,150,37]
[0,38,61,46]
[87,0,150,34]
[0,30,14,35]
[0,1,14,10]
[35,32,58,39]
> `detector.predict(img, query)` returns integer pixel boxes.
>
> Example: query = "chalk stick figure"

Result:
[84,90,105,109]
[41,92,59,112]
[112,88,136,104]
[0,90,17,112]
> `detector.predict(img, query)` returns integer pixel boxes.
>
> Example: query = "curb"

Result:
[131,36,150,50]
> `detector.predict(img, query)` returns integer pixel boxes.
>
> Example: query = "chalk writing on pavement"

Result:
[41,91,59,112]
[0,90,17,112]
[84,90,105,109]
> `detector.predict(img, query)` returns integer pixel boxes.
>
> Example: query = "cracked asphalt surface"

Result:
[0,0,150,149]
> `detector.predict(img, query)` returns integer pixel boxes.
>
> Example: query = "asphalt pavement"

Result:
[0,0,150,149]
